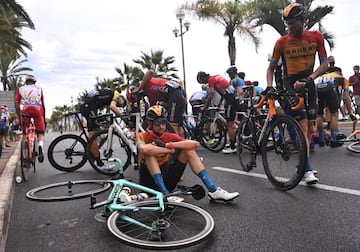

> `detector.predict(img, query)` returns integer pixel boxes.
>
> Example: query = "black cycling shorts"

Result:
[139,156,186,192]
[317,83,339,114]
[166,89,186,125]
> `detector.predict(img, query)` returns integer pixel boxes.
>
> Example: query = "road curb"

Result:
[0,142,19,252]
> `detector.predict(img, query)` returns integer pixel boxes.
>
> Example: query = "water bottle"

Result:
[15,176,22,184]
[118,187,132,203]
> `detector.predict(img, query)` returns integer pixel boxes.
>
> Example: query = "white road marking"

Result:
[211,166,360,196]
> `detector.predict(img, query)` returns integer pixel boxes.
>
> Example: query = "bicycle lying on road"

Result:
[20,114,37,181]
[237,87,307,190]
[26,158,214,250]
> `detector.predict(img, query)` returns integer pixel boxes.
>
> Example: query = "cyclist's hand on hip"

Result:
[295,78,313,91]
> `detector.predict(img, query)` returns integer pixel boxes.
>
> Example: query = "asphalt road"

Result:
[5,128,360,252]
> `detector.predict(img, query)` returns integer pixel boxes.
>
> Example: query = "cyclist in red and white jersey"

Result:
[15,74,46,162]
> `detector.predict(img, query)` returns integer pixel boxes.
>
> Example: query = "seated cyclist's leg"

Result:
[166,90,186,138]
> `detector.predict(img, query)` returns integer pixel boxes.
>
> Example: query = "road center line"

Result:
[211,166,360,196]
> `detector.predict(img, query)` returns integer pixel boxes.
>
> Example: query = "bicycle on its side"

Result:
[26,158,215,250]
[237,87,307,190]
[20,114,37,181]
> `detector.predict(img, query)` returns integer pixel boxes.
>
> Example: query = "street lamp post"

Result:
[173,9,190,97]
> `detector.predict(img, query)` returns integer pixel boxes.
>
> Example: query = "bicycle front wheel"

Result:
[86,130,131,175]
[26,180,111,201]
[261,115,307,190]
[198,118,227,152]
[346,141,360,154]
[107,200,214,250]
[20,137,31,181]
[47,134,88,172]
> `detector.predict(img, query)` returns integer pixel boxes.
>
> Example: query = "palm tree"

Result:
[1,0,34,28]
[114,63,143,92]
[0,49,32,91]
[133,50,179,80]
[245,0,335,49]
[182,0,260,66]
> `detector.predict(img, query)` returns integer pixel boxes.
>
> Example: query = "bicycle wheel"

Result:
[198,118,227,152]
[261,115,307,190]
[26,180,111,201]
[107,200,214,250]
[47,134,88,172]
[237,118,257,172]
[20,137,31,181]
[86,130,131,175]
[346,141,360,154]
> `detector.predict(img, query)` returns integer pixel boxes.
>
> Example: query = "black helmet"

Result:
[283,3,306,21]
[196,71,209,83]
[146,105,168,121]
[226,66,237,74]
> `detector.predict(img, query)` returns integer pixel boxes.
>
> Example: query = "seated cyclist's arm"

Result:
[202,92,214,110]
[137,142,175,156]
[165,140,199,150]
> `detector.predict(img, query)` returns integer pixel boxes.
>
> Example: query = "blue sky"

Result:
[17,0,360,117]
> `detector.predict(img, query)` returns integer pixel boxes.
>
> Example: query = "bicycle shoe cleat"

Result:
[208,187,239,203]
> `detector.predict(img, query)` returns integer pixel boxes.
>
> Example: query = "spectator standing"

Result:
[349,65,360,116]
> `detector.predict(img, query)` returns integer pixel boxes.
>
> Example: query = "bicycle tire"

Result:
[47,134,88,172]
[107,200,214,250]
[346,141,360,154]
[86,130,131,175]
[26,180,111,201]
[198,118,227,152]
[20,137,31,181]
[261,115,307,190]
[237,118,257,172]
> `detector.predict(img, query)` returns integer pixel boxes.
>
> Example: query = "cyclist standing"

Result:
[196,71,241,154]
[15,75,46,162]
[137,69,186,137]
[266,3,329,184]
[136,105,239,202]
[80,88,125,167]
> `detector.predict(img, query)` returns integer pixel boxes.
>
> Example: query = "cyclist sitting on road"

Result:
[15,75,46,163]
[196,70,242,154]
[80,88,125,167]
[316,71,350,147]
[137,69,186,138]
[266,3,329,184]
[136,105,239,202]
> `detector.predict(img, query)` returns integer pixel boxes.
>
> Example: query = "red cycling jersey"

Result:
[208,75,231,96]
[136,131,183,166]
[15,84,45,132]
[271,30,327,75]
[142,78,169,106]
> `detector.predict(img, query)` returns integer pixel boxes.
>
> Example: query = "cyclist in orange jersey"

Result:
[266,3,329,184]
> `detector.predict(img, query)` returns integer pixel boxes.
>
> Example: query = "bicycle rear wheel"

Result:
[237,118,257,172]
[261,115,307,190]
[26,180,111,201]
[20,137,31,181]
[198,118,227,152]
[86,130,131,175]
[107,200,214,250]
[346,141,360,154]
[47,134,88,172]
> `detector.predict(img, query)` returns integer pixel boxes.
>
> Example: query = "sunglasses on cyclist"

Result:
[153,118,167,126]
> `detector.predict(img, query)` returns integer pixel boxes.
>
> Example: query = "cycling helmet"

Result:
[196,71,209,83]
[226,66,237,74]
[146,105,168,121]
[25,74,36,83]
[283,3,306,21]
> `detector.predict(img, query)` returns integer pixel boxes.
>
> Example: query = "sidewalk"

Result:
[0,142,20,252]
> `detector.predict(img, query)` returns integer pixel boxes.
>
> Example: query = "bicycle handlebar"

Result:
[253,89,304,112]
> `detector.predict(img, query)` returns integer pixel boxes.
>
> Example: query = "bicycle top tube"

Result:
[106,179,165,213]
